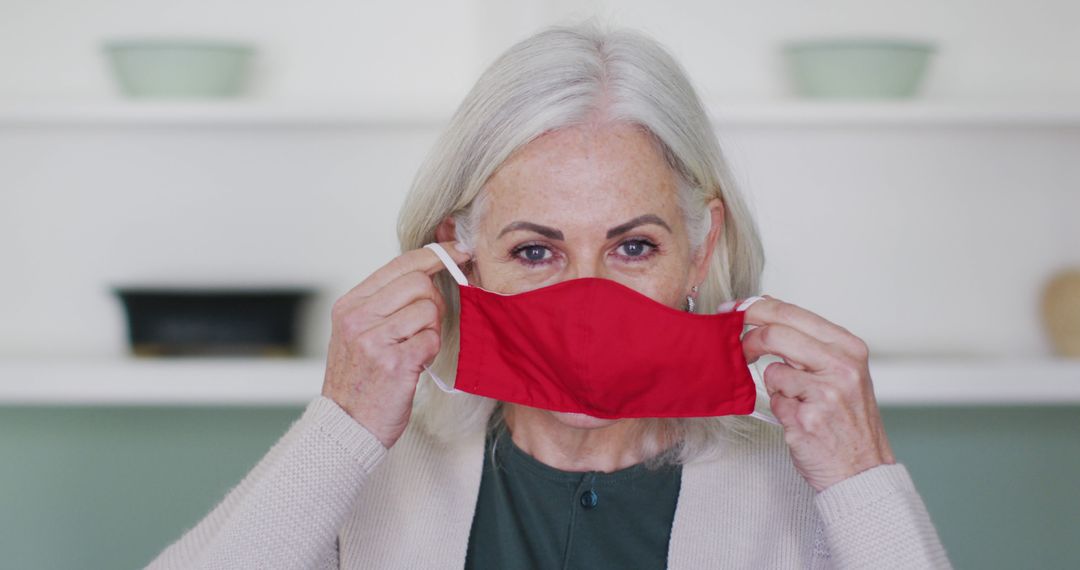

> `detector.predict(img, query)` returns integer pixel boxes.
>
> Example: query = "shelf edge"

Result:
[1,356,1078,406]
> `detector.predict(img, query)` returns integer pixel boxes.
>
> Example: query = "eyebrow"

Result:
[496,214,672,241]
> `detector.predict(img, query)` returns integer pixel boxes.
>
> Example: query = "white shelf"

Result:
[706,98,1080,127]
[866,357,1080,405]
[0,100,453,128]
[0,356,1077,406]
[0,357,325,406]
[1,98,1078,127]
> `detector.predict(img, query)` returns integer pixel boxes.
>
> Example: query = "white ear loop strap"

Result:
[423,242,469,286]
[422,243,467,392]
[718,295,767,313]
[737,295,766,311]
[423,364,461,393]
[749,409,781,426]
[736,296,782,426]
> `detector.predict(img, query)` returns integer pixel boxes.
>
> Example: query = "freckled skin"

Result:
[477,123,693,307]
[436,121,726,471]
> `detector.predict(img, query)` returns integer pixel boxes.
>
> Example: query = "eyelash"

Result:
[509,238,661,267]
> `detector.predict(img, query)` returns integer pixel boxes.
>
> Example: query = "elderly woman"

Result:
[148,21,950,570]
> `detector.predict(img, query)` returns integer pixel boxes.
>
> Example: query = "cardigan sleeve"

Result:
[144,396,388,570]
[814,463,952,569]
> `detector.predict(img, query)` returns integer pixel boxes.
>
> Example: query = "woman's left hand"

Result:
[739,295,896,492]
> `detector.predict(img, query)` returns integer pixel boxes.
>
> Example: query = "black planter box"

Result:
[113,287,315,357]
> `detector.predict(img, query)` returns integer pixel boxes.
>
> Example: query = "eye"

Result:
[509,238,660,268]
[614,238,659,261]
[510,242,556,266]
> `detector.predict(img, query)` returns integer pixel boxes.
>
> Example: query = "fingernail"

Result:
[717,299,737,313]
[453,242,471,254]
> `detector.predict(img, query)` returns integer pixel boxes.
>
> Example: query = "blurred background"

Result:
[1,0,1078,568]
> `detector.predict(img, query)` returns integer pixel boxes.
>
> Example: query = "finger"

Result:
[742,323,836,372]
[769,393,801,430]
[394,327,442,372]
[742,296,853,349]
[371,299,441,345]
[331,270,447,338]
[362,270,447,321]
[348,240,473,299]
[761,360,817,401]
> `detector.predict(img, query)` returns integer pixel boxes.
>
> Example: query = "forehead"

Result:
[481,122,680,229]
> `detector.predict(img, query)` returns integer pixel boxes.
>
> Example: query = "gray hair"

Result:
[395,17,767,468]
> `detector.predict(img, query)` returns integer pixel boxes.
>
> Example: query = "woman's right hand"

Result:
[321,240,473,449]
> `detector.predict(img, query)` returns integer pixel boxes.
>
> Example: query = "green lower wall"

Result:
[0,406,303,570]
[0,405,1077,569]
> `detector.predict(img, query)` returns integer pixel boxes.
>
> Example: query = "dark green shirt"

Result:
[464,426,682,570]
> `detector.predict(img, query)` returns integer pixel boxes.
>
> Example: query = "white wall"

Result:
[0,125,440,357]
[546,0,1080,99]
[3,0,1079,101]
[1,1,1077,359]
[0,0,482,106]
[3,119,1076,359]
[720,124,1080,357]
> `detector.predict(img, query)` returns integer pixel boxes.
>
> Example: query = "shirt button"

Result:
[580,489,598,509]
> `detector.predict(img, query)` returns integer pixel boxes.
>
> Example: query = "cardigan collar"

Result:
[388,421,732,569]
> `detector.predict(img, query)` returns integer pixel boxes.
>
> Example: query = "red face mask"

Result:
[422,242,777,424]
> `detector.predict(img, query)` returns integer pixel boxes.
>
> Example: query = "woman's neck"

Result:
[501,403,673,473]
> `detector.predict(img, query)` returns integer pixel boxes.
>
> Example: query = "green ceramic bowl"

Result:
[782,39,936,99]
[103,40,255,98]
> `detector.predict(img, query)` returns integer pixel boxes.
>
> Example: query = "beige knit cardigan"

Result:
[145,396,952,569]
